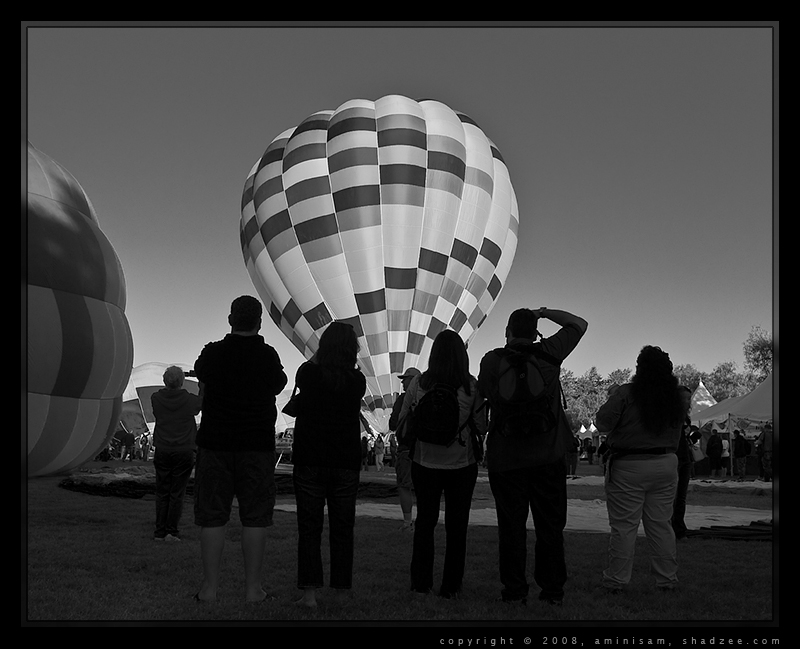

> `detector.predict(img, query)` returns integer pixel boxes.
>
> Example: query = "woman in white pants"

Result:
[596,346,685,592]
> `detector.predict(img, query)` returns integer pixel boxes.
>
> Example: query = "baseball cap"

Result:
[398,368,421,380]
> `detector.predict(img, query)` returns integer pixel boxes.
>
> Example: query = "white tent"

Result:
[690,381,717,420]
[693,374,772,426]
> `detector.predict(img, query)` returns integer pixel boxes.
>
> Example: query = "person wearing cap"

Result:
[389,367,421,531]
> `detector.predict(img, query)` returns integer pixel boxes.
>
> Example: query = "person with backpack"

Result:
[478,307,588,606]
[398,330,486,599]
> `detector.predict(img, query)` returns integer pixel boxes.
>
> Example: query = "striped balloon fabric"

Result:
[241,96,518,425]
[27,142,134,477]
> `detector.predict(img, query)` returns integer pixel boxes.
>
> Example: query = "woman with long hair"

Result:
[291,322,366,608]
[398,329,486,598]
[596,345,685,593]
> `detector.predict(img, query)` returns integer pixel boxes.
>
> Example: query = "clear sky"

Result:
[25,24,776,387]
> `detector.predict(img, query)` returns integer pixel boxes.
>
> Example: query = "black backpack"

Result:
[408,383,465,448]
[491,346,563,437]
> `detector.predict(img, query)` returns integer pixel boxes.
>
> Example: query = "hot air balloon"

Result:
[27,142,134,477]
[240,96,518,432]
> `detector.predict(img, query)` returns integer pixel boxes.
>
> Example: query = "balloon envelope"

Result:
[27,142,134,477]
[241,96,518,430]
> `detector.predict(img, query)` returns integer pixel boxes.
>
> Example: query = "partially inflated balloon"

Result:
[27,142,134,477]
[120,362,199,435]
[240,96,518,430]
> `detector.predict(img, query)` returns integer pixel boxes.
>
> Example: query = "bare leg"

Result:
[242,526,269,602]
[198,526,225,601]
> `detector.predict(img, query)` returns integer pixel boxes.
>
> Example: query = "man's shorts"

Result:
[193,447,276,527]
[394,448,413,490]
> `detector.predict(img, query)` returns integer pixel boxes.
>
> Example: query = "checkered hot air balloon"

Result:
[240,96,518,431]
[27,142,134,477]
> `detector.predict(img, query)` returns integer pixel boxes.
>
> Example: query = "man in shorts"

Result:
[192,296,287,602]
[388,368,420,531]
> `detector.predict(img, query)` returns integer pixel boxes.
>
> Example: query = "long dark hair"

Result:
[316,322,359,369]
[419,330,472,395]
[630,346,684,433]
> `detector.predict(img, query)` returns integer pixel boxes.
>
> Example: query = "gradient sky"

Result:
[25,24,776,387]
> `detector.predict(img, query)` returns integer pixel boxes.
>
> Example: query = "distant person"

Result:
[374,434,385,471]
[120,429,136,462]
[567,433,580,478]
[596,345,684,593]
[399,330,486,599]
[598,436,609,473]
[192,296,288,603]
[140,432,151,462]
[151,365,202,541]
[720,433,731,478]
[478,307,588,606]
[671,386,693,541]
[706,430,723,479]
[389,368,421,531]
[733,430,750,481]
[361,434,370,471]
[756,423,773,482]
[388,432,397,468]
[291,322,366,609]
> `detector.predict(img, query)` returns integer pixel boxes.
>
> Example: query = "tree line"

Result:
[560,326,773,429]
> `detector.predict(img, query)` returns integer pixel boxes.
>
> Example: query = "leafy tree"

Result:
[743,325,772,381]
[673,364,703,392]
[606,368,632,388]
[705,360,751,402]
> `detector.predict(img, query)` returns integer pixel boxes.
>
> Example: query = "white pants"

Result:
[603,454,678,588]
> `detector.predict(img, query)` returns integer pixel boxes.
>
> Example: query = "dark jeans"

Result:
[489,459,568,602]
[671,458,692,538]
[154,447,195,537]
[410,462,478,596]
[293,465,359,590]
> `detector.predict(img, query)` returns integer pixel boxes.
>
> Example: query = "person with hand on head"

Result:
[478,307,588,607]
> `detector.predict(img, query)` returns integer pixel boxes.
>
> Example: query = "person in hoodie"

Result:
[151,365,203,541]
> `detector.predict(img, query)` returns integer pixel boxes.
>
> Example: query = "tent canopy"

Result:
[692,374,772,426]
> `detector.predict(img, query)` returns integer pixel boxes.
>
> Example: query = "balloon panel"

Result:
[27,392,121,477]
[241,96,518,417]
[27,142,133,478]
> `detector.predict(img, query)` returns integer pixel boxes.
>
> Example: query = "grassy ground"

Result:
[24,462,776,627]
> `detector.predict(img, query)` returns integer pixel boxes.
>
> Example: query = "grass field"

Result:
[24,462,777,628]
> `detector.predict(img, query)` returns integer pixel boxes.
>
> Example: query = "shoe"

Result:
[154,535,166,541]
[499,596,527,606]
[165,533,181,542]
[656,583,678,592]
[400,522,415,532]
[438,589,460,600]
[411,586,433,595]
